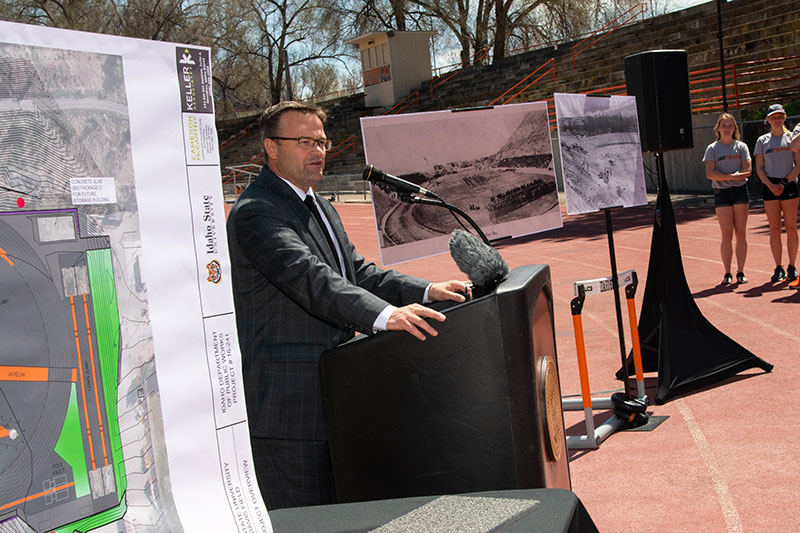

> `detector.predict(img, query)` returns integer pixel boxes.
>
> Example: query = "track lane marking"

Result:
[0,481,75,513]
[82,294,108,467]
[677,399,742,533]
[70,294,96,471]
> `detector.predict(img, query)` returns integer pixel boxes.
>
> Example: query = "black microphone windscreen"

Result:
[448,229,509,292]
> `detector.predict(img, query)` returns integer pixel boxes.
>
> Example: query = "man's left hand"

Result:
[428,280,470,302]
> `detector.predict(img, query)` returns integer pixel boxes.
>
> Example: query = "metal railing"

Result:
[488,58,556,106]
[313,178,371,202]
[430,48,490,98]
[222,151,264,187]
[224,163,262,195]
[219,122,258,152]
[382,91,420,116]
[302,85,365,104]
[326,136,358,162]
[689,55,800,113]
[572,3,648,69]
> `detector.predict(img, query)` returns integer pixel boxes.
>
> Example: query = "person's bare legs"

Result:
[732,202,749,275]
[764,200,784,267]
[716,205,734,277]
[782,197,799,269]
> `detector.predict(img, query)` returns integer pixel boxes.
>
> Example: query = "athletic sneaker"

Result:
[771,265,787,282]
[721,273,733,286]
[736,272,748,284]
[790,277,800,289]
[787,264,798,282]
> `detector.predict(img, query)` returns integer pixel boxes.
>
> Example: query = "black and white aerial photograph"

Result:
[361,102,562,265]
[554,93,646,215]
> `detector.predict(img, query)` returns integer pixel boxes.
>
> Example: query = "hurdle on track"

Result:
[562,269,646,450]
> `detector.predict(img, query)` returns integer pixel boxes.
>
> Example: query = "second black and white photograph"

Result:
[554,93,647,215]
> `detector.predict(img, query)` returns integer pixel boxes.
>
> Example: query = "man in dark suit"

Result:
[227,101,468,510]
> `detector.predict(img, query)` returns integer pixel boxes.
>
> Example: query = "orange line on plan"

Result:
[0,247,13,266]
[70,295,96,471]
[83,294,108,467]
[0,366,49,381]
[0,426,8,438]
[0,481,75,513]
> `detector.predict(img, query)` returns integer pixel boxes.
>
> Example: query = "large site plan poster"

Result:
[0,22,270,532]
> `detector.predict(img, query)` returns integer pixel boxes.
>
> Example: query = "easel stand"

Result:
[562,208,648,450]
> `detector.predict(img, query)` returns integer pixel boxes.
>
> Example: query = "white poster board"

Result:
[554,93,647,215]
[0,22,270,532]
[361,102,562,265]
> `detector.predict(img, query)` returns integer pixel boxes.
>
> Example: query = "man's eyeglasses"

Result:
[270,136,333,152]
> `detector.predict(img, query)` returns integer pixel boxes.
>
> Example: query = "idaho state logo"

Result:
[206,260,222,284]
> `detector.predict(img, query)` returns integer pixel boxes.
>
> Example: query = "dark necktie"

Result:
[304,194,342,273]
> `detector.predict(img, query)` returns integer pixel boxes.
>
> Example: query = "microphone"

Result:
[362,165,438,199]
[448,229,509,297]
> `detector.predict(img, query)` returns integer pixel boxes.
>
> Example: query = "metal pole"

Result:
[604,208,630,397]
[716,0,728,112]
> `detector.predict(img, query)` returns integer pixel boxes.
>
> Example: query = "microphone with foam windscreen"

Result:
[449,229,509,298]
[363,165,439,199]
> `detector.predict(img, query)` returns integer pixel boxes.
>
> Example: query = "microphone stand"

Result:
[401,193,491,246]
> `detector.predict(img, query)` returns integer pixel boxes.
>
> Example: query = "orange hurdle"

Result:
[562,270,646,449]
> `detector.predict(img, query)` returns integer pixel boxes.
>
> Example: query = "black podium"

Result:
[320,265,571,504]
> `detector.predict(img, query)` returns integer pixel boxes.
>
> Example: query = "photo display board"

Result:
[554,93,647,215]
[361,102,562,265]
[0,22,270,532]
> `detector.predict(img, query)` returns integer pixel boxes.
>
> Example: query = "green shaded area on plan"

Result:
[86,248,126,495]
[56,248,128,533]
[54,383,90,498]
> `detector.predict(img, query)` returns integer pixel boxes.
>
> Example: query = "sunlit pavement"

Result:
[226,194,799,531]
[336,197,798,533]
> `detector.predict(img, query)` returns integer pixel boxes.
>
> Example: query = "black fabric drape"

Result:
[617,176,772,403]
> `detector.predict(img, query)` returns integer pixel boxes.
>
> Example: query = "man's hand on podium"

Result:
[387,280,468,340]
[428,280,470,302]
[387,303,446,340]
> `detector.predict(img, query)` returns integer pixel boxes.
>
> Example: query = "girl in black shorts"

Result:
[755,104,800,283]
[703,113,751,285]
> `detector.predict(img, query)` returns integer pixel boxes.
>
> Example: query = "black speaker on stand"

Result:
[624,49,693,153]
[618,50,773,403]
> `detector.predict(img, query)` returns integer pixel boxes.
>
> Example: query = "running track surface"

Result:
[228,197,799,532]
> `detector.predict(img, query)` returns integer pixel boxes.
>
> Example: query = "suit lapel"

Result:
[259,168,351,279]
[316,197,354,280]
[304,194,341,270]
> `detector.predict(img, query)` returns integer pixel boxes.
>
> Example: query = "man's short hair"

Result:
[260,101,327,145]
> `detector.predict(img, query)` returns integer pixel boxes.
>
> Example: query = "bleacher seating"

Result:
[217,0,800,195]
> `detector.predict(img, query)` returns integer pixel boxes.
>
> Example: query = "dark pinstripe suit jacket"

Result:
[227,166,429,440]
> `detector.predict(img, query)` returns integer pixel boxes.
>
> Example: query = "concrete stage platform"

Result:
[228,194,799,531]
